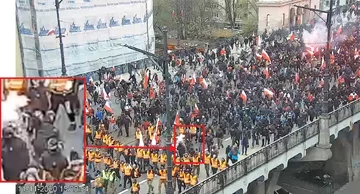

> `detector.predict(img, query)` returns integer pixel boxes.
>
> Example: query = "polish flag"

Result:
[264,67,270,78]
[264,88,274,98]
[143,70,150,89]
[47,29,55,36]
[201,79,208,89]
[262,50,271,63]
[174,111,180,126]
[190,72,196,85]
[151,118,161,145]
[149,86,156,99]
[191,104,200,118]
[287,33,295,41]
[139,132,145,146]
[256,53,262,60]
[101,88,110,100]
[240,91,247,103]
[104,101,113,113]
[295,73,300,83]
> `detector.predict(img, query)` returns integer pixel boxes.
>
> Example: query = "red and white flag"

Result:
[151,118,161,146]
[104,101,113,113]
[190,72,196,85]
[101,88,110,100]
[262,50,271,63]
[143,70,150,89]
[240,91,247,103]
[174,111,180,125]
[191,104,200,118]
[264,88,274,98]
[47,29,55,36]
[264,67,270,78]
[139,132,145,146]
[320,57,326,70]
[256,53,262,60]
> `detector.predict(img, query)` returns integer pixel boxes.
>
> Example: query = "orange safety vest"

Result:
[89,152,95,162]
[159,170,167,180]
[143,151,150,159]
[178,171,184,181]
[172,168,177,177]
[112,161,119,169]
[160,155,166,164]
[204,155,211,164]
[136,131,141,140]
[193,156,199,166]
[95,131,102,139]
[5,79,26,91]
[190,175,197,186]
[183,157,190,163]
[132,183,139,192]
[137,149,143,158]
[211,158,219,168]
[220,161,227,170]
[151,154,158,162]
[119,145,124,152]
[179,127,185,134]
[86,126,92,134]
[95,153,102,163]
[147,170,154,180]
[184,173,191,184]
[175,157,181,165]
[190,127,196,134]
[125,166,132,176]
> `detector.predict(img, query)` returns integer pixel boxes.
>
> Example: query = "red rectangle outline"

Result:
[0,77,87,183]
[173,124,206,165]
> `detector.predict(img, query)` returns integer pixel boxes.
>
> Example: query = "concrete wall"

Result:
[324,122,360,181]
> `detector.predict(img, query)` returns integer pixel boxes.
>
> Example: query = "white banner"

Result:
[16,0,155,76]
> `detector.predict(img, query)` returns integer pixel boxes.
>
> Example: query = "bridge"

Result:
[183,98,360,194]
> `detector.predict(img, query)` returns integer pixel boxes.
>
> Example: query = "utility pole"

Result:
[118,27,173,194]
[55,0,67,76]
[175,0,181,46]
[294,0,333,158]
[162,26,174,194]
[145,0,150,51]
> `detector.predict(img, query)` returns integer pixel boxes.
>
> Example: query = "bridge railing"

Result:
[182,99,360,194]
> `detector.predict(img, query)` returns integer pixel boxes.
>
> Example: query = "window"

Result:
[266,14,270,27]
[213,12,219,18]
[282,13,285,26]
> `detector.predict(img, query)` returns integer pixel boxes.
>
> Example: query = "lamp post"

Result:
[120,26,174,194]
[55,0,67,76]
[294,0,333,115]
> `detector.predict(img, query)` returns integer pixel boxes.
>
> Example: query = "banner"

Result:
[16,0,155,76]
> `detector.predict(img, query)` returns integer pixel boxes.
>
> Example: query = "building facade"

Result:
[15,29,24,76]
[257,0,320,33]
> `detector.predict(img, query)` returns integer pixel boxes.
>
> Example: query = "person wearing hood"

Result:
[227,145,241,164]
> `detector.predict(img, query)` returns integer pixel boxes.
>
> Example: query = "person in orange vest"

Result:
[146,166,155,194]
[132,164,141,179]
[123,163,133,189]
[94,129,103,146]
[136,148,144,172]
[211,155,219,174]
[204,152,211,177]
[192,151,200,176]
[151,151,159,170]
[131,179,140,194]
[177,167,186,193]
[183,170,191,188]
[94,149,102,170]
[85,124,94,145]
[143,149,151,171]
[171,166,179,190]
[158,166,167,194]
[88,150,96,172]
[159,152,167,167]
[190,172,198,186]
[219,158,228,171]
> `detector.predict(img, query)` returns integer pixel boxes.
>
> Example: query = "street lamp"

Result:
[55,0,67,76]
[294,0,333,115]
[120,26,174,194]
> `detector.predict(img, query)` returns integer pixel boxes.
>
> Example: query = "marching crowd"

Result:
[84,6,360,194]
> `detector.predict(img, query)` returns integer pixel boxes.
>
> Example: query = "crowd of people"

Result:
[2,79,85,182]
[83,5,360,194]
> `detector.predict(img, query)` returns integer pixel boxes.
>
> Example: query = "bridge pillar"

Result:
[247,180,265,194]
[301,115,332,161]
[265,169,281,194]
